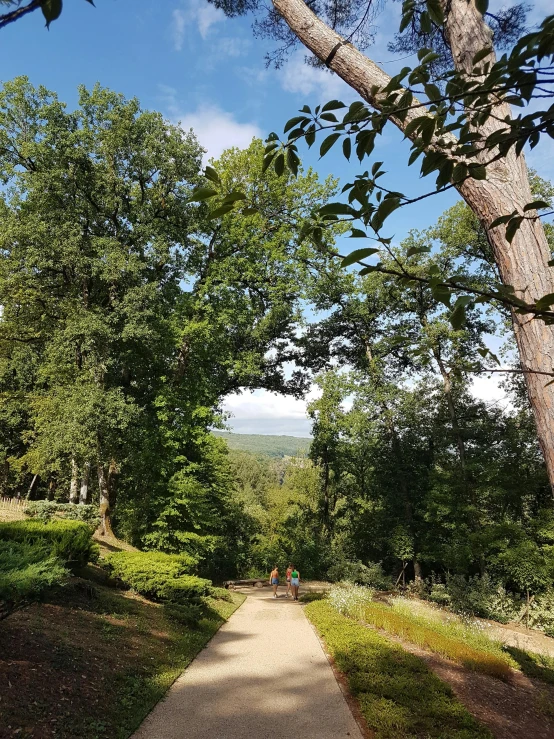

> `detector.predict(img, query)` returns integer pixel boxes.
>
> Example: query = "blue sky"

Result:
[1,0,552,436]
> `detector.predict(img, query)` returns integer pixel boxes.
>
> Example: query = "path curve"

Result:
[132,588,363,739]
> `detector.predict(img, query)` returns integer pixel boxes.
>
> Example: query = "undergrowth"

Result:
[305,600,492,739]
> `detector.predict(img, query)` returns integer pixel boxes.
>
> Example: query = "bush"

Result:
[527,590,554,636]
[328,559,392,589]
[0,520,97,571]
[445,574,518,623]
[305,600,492,739]
[25,500,100,528]
[103,550,210,604]
[328,583,375,618]
[0,540,68,605]
[163,602,205,628]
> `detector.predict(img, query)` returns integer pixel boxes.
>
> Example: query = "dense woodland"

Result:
[0,67,554,624]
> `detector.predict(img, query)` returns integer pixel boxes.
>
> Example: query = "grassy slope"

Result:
[213,431,311,457]
[305,600,492,739]
[0,581,245,738]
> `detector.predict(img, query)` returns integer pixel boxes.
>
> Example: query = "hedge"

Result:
[103,550,210,604]
[0,519,97,571]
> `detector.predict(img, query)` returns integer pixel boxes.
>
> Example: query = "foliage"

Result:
[25,500,100,527]
[214,432,311,458]
[0,539,67,606]
[102,550,212,605]
[443,575,519,623]
[0,519,96,571]
[328,559,391,589]
[305,600,492,739]
[505,646,554,686]
[298,591,326,602]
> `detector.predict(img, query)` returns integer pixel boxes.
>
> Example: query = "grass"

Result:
[356,599,514,681]
[305,600,492,739]
[0,580,245,738]
[505,646,554,685]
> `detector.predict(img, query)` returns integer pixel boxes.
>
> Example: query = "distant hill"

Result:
[213,432,311,458]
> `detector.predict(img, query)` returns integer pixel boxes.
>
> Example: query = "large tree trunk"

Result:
[272,0,554,491]
[79,462,90,504]
[69,459,79,504]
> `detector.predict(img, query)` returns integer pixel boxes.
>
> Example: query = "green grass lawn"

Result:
[305,600,493,739]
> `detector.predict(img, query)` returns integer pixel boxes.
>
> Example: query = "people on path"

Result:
[270,566,279,598]
[285,563,293,598]
[291,567,300,601]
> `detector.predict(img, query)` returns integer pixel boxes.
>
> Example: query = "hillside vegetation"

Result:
[213,431,311,458]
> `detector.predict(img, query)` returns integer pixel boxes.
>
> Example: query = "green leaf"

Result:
[420,11,432,34]
[241,207,258,216]
[320,133,341,157]
[42,0,62,26]
[343,138,352,161]
[406,245,431,257]
[284,116,308,134]
[535,293,554,311]
[469,164,487,180]
[505,216,523,243]
[548,258,554,267]
[189,187,219,202]
[424,83,441,102]
[475,0,488,15]
[431,284,452,307]
[472,47,492,65]
[222,191,247,204]
[449,303,466,329]
[204,166,221,185]
[207,204,235,220]
[523,200,550,212]
[319,202,356,216]
[399,8,414,32]
[489,213,513,229]
[322,100,346,112]
[274,153,285,177]
[350,228,368,238]
[426,0,444,26]
[262,153,276,174]
[341,248,380,267]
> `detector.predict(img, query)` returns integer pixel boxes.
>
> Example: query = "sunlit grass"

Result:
[305,600,492,739]
[359,600,514,681]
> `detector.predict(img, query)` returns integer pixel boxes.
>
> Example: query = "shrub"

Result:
[305,600,492,739]
[163,602,205,628]
[445,574,518,623]
[328,583,375,618]
[0,539,68,605]
[527,590,554,636]
[103,550,210,604]
[328,559,391,589]
[25,500,100,527]
[0,519,97,571]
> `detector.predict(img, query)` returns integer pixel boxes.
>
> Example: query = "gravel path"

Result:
[132,588,362,739]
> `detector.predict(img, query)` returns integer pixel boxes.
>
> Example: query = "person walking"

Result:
[291,566,300,601]
[285,563,293,598]
[269,566,279,598]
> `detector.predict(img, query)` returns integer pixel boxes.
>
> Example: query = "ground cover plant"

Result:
[0,539,68,610]
[305,600,492,739]
[0,519,97,571]
[0,579,245,738]
[328,585,514,681]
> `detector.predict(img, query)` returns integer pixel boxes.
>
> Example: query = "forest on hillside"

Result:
[1,70,554,629]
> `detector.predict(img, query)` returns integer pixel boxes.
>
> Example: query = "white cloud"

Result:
[280,52,354,100]
[171,0,226,51]
[216,37,251,58]
[470,373,511,409]
[179,104,262,161]
[222,388,320,436]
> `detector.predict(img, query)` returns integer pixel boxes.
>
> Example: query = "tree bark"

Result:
[272,0,554,491]
[69,458,79,504]
[97,462,114,537]
[79,462,90,505]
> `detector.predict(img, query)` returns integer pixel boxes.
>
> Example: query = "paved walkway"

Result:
[132,588,363,739]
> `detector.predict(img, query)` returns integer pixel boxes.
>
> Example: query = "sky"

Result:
[1,0,552,436]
